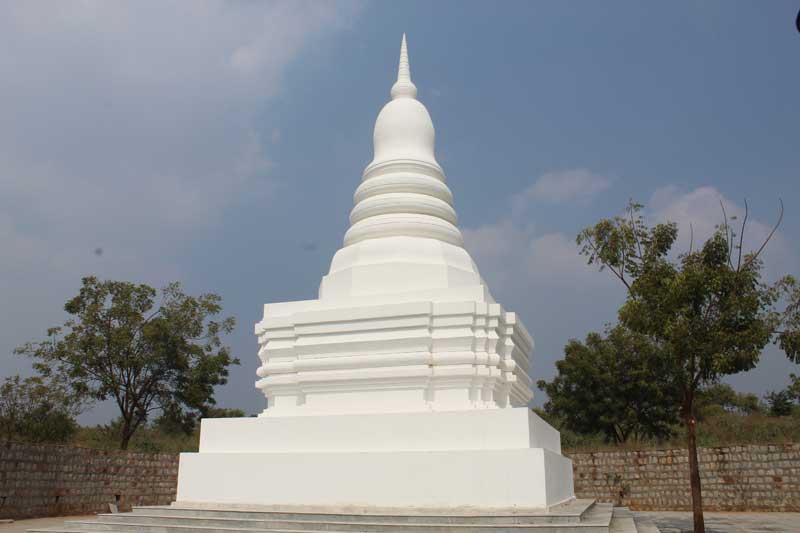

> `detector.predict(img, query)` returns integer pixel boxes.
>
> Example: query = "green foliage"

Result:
[763,374,799,417]
[15,276,239,449]
[203,407,247,418]
[578,199,787,532]
[73,418,200,453]
[774,276,800,362]
[153,405,247,436]
[695,383,763,419]
[537,325,680,444]
[0,375,80,443]
[765,390,794,417]
[578,201,782,417]
[788,373,800,402]
[562,409,800,453]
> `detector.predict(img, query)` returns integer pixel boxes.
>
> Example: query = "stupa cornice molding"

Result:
[362,158,445,181]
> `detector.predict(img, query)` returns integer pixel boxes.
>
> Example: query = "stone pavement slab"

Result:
[0,516,95,533]
[634,511,800,532]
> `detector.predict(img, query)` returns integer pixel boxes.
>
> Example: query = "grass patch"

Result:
[71,424,199,453]
[560,410,800,453]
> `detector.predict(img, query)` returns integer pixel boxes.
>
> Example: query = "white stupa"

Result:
[176,35,575,510]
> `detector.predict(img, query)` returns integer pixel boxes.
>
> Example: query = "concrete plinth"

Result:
[175,409,574,509]
[177,448,573,509]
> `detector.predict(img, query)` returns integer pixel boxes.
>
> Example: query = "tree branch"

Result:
[742,199,783,271]
[737,199,748,271]
[719,200,734,268]
[584,236,632,290]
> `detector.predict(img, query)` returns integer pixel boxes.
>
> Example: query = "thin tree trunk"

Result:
[120,418,133,450]
[685,414,705,533]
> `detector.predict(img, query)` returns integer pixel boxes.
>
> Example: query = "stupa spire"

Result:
[390,33,417,99]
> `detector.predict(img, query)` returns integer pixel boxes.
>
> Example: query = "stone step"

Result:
[608,509,649,533]
[51,517,614,533]
[25,503,637,533]
[29,522,609,533]
[100,514,592,530]
[129,501,596,525]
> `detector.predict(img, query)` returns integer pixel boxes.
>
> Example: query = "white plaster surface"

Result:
[252,35,535,416]
[198,409,561,454]
[175,35,575,512]
[255,299,534,416]
[176,448,574,509]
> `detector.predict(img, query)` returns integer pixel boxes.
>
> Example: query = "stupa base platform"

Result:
[26,501,659,532]
[176,448,573,509]
[174,409,573,509]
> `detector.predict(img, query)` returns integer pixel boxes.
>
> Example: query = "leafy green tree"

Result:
[0,375,80,443]
[203,407,247,418]
[762,373,800,417]
[773,276,800,361]
[578,200,784,533]
[788,373,800,403]
[16,277,239,449]
[537,325,680,444]
[154,405,246,436]
[765,389,794,417]
[695,383,762,418]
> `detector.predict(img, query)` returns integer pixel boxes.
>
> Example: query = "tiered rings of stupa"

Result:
[343,35,463,248]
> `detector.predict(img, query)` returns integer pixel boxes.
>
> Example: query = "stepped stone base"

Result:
[175,410,573,509]
[27,500,658,532]
[177,448,573,509]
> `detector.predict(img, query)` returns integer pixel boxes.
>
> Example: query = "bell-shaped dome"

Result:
[318,34,492,304]
[369,36,437,169]
[371,98,437,168]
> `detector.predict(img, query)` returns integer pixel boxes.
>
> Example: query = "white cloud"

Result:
[469,183,795,296]
[649,186,793,281]
[464,181,799,405]
[0,2,363,391]
[463,220,610,295]
[464,169,615,294]
[462,174,622,401]
[0,1,360,275]
[511,169,611,213]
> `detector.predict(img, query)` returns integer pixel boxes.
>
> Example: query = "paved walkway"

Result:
[0,515,95,533]
[2,511,798,532]
[634,511,800,532]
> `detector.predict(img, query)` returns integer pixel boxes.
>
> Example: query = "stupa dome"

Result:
[317,34,491,301]
[252,34,536,422]
[370,35,438,169]
[371,97,437,168]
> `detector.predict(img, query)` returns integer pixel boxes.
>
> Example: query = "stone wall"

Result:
[2,441,799,518]
[0,441,178,520]
[570,443,800,511]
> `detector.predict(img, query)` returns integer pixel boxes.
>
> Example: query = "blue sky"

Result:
[1,1,798,423]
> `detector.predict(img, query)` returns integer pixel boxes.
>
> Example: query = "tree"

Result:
[773,276,800,362]
[0,375,80,443]
[578,200,783,533]
[16,277,239,449]
[203,407,247,418]
[695,383,762,418]
[763,373,800,417]
[765,389,794,417]
[537,325,680,444]
[153,405,246,436]
[788,373,800,403]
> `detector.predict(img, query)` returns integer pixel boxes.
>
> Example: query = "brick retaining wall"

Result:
[0,442,178,520]
[2,441,798,518]
[569,443,800,511]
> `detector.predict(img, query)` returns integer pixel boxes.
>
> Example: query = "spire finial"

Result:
[398,33,410,82]
[391,33,417,100]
